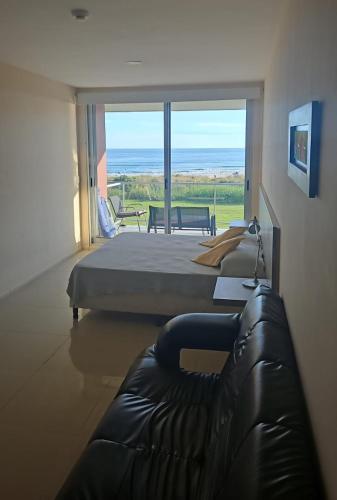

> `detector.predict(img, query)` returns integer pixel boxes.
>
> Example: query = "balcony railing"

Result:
[107,179,245,229]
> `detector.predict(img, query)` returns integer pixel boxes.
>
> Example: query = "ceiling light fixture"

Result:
[126,61,143,65]
[71,8,90,21]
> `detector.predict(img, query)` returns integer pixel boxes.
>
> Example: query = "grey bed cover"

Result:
[67,233,219,307]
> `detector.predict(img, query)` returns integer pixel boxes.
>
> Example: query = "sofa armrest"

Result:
[155,312,240,370]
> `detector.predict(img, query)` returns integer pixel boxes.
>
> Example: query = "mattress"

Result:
[67,233,219,308]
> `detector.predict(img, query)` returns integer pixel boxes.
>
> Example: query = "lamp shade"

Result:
[248,217,261,235]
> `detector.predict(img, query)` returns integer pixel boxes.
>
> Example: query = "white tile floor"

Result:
[0,250,226,500]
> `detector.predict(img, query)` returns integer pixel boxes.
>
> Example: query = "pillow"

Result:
[192,236,245,267]
[200,226,246,248]
[219,234,266,277]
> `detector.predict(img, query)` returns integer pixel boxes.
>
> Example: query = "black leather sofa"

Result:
[56,286,323,500]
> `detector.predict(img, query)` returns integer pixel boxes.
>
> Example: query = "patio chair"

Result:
[108,195,147,232]
[147,206,179,233]
[177,206,216,235]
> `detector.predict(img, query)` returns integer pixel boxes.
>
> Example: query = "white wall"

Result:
[0,62,80,298]
[262,1,337,497]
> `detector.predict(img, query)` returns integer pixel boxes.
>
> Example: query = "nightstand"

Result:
[213,277,271,307]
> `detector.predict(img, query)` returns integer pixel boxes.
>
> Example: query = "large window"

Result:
[89,100,246,239]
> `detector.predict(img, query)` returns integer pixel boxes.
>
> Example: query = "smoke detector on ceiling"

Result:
[71,9,90,21]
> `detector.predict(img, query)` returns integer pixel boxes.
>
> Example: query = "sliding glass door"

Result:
[88,100,246,240]
[170,101,246,233]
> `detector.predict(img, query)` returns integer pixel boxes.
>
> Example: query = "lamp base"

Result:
[242,278,259,289]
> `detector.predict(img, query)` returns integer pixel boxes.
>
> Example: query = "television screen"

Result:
[290,124,309,172]
[294,126,309,166]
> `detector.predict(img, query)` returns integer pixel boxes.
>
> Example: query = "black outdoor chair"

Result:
[147,205,216,235]
[147,206,179,233]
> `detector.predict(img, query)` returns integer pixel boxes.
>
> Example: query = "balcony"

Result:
[107,177,244,234]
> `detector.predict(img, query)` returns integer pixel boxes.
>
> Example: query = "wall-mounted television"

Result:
[288,101,322,197]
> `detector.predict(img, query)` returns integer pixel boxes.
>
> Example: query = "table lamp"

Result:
[242,217,264,289]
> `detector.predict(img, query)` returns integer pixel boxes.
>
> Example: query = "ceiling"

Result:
[0,0,284,88]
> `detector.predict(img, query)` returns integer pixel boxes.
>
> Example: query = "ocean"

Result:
[107,148,245,177]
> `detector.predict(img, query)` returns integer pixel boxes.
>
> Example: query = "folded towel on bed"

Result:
[199,226,246,248]
[192,236,245,267]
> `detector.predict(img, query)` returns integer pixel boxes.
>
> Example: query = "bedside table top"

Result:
[229,219,249,229]
[213,277,271,307]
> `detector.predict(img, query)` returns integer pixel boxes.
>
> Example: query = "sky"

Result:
[105,109,246,149]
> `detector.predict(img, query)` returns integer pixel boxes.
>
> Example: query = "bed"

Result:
[67,187,280,316]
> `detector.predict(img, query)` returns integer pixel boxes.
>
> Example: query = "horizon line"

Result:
[106,146,245,150]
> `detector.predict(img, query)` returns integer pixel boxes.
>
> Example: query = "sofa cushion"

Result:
[221,423,320,500]
[91,392,210,462]
[56,440,136,500]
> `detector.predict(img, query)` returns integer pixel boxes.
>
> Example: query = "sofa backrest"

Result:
[204,286,323,500]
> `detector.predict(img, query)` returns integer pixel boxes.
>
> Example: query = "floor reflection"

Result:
[69,310,160,397]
